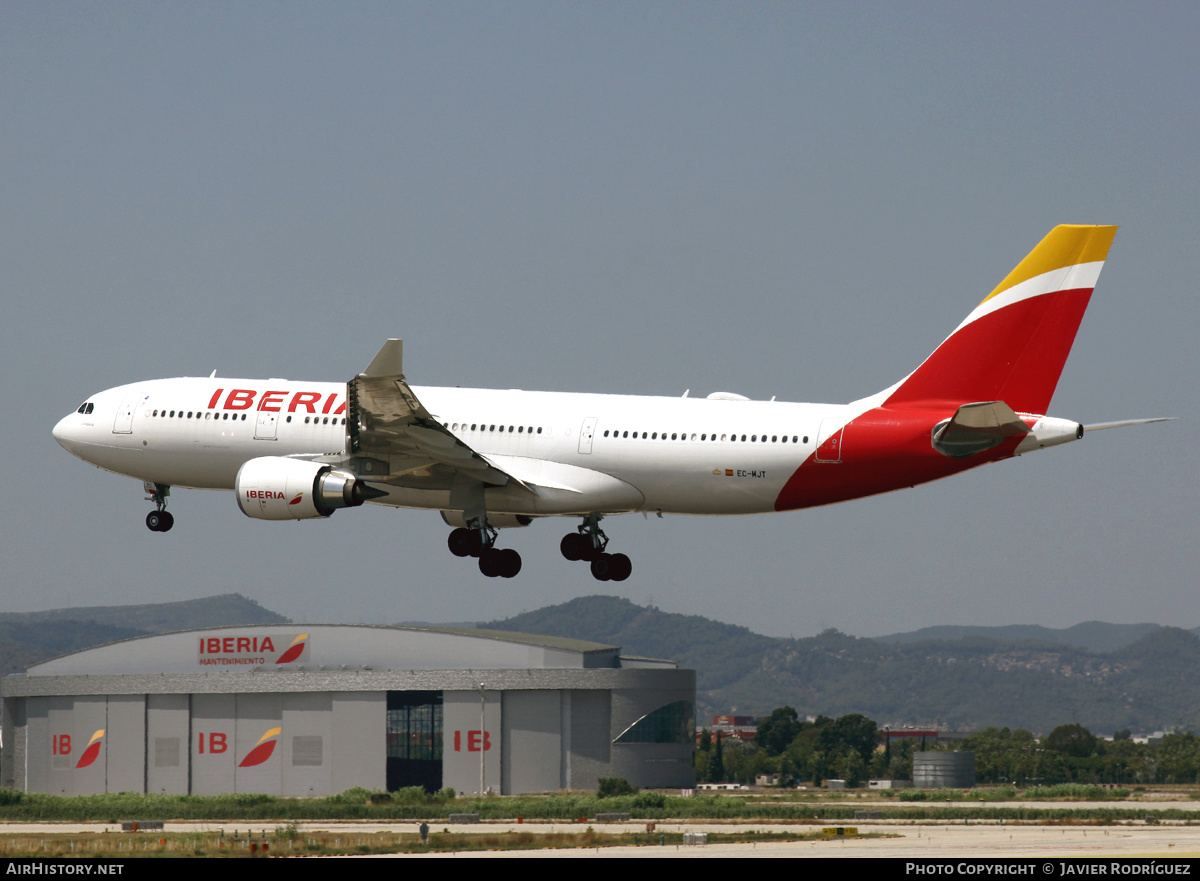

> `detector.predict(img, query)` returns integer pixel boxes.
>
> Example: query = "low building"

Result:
[1,625,695,796]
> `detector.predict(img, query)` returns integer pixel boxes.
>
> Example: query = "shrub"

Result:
[597,778,637,798]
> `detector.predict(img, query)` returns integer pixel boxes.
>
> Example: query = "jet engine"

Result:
[235,457,366,521]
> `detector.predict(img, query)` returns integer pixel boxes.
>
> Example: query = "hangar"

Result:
[1,625,695,796]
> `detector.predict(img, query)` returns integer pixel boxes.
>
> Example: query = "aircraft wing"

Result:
[343,339,521,490]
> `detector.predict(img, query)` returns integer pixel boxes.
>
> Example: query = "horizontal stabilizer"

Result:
[1083,417,1175,432]
[932,401,1030,459]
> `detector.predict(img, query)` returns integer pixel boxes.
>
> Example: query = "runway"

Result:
[5,819,1198,858]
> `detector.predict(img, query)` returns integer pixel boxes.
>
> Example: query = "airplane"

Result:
[53,224,1169,582]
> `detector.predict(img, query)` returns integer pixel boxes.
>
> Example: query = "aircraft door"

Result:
[814,419,844,463]
[112,391,142,434]
[578,417,598,454]
[254,411,279,440]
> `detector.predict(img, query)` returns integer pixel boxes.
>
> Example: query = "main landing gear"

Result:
[447,523,522,579]
[145,482,174,533]
[560,515,632,582]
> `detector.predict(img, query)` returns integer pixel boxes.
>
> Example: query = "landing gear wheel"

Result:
[590,553,614,581]
[498,548,522,578]
[608,552,631,582]
[146,511,174,532]
[560,533,587,561]
[448,528,473,557]
[479,547,501,577]
[480,547,522,578]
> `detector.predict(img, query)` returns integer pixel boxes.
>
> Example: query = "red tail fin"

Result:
[884,225,1117,414]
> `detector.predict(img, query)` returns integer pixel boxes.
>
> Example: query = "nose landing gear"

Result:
[144,482,174,532]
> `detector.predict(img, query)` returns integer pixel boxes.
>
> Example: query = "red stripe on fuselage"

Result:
[773,407,1023,511]
[885,288,1093,414]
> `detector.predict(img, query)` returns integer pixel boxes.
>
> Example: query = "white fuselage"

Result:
[53,377,854,518]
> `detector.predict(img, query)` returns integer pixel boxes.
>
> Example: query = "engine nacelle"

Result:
[236,457,366,521]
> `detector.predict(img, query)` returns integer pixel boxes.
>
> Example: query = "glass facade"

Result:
[386,691,443,791]
[613,700,695,744]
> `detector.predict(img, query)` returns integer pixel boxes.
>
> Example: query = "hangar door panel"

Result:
[331,692,386,794]
[567,690,611,791]
[282,693,332,797]
[501,691,563,795]
[147,694,190,795]
[191,694,236,796]
[47,696,107,796]
[442,690,500,796]
[105,695,145,794]
[235,694,282,794]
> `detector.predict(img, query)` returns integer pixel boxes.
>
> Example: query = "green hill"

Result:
[0,594,289,675]
[482,596,1200,734]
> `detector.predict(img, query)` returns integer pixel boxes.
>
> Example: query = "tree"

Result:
[757,707,802,757]
[710,732,725,782]
[820,713,879,765]
[1044,724,1098,759]
[694,729,713,782]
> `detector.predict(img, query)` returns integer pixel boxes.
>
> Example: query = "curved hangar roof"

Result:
[22,625,657,678]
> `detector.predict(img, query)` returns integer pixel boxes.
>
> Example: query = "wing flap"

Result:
[344,340,518,489]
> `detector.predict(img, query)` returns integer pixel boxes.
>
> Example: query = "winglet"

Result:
[363,339,404,377]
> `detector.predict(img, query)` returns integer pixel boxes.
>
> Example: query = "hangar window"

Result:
[613,700,694,744]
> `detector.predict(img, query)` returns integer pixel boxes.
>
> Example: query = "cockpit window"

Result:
[76,402,94,415]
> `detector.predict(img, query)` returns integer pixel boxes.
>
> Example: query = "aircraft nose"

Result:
[52,413,80,453]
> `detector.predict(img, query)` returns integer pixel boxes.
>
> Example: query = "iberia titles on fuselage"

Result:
[52,225,1169,582]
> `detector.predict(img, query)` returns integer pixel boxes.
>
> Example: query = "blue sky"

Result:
[4,2,1195,638]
